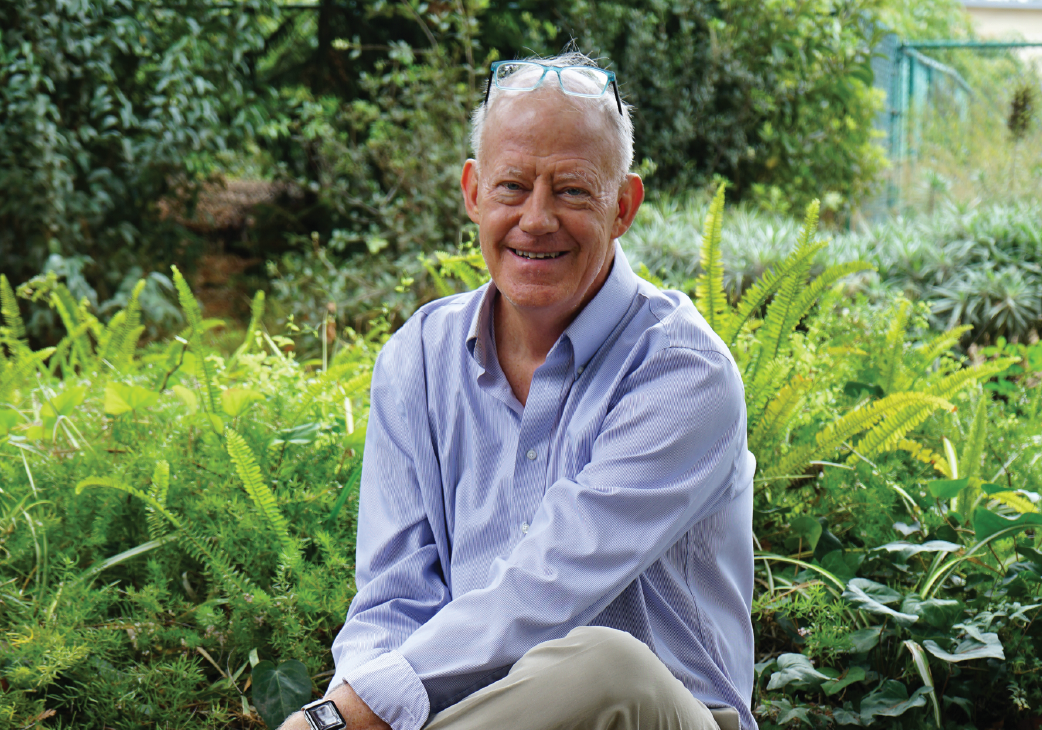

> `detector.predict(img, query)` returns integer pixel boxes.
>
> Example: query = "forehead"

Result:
[482,90,616,178]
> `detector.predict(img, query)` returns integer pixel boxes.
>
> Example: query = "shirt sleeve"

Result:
[325,322,448,729]
[343,342,749,730]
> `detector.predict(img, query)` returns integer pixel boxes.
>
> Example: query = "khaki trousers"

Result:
[425,627,740,730]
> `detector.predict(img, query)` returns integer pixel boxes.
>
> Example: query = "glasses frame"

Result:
[483,61,623,115]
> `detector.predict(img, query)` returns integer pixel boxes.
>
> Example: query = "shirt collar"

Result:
[466,240,640,377]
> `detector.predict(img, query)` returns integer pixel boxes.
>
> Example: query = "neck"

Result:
[493,295,576,406]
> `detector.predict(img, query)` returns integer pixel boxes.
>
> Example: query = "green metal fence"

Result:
[871,38,1042,216]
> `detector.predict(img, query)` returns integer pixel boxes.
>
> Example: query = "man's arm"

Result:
[348,344,750,730]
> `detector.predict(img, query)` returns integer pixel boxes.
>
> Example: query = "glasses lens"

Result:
[495,62,544,90]
[559,67,610,96]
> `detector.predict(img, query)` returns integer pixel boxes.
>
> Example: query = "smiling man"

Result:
[280,52,757,730]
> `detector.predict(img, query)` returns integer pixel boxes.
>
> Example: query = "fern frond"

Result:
[226,430,294,554]
[76,476,182,529]
[0,347,56,403]
[927,358,1018,401]
[171,266,218,412]
[990,490,1037,514]
[749,375,810,453]
[719,237,832,347]
[178,521,254,596]
[693,184,732,335]
[878,299,911,394]
[915,326,973,371]
[854,395,955,459]
[231,290,265,364]
[147,461,171,541]
[99,279,146,370]
[897,438,950,477]
[768,391,952,479]
[744,349,793,427]
[791,261,874,330]
[960,396,988,482]
[0,274,27,343]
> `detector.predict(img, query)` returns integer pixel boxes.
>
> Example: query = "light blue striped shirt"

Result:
[328,243,758,730]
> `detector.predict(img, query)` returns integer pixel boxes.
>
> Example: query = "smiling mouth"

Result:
[511,249,566,260]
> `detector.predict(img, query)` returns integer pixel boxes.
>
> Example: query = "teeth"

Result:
[513,249,563,260]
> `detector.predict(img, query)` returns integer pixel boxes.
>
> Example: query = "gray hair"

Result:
[469,51,634,185]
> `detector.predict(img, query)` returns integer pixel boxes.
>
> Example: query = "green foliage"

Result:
[0,0,277,310]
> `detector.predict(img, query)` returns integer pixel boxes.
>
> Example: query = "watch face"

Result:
[305,700,346,730]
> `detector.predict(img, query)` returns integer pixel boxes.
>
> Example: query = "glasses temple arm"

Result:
[611,80,622,116]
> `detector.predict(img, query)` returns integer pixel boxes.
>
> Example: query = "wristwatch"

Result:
[301,698,347,730]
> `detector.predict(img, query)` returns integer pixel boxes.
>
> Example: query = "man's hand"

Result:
[277,682,392,730]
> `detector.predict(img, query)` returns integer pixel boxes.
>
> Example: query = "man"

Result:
[281,52,757,730]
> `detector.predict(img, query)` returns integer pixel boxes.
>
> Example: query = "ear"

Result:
[460,159,481,224]
[610,173,645,240]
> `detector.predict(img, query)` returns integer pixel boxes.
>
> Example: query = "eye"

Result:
[562,186,589,197]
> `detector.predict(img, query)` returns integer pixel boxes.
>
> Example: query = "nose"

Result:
[519,179,559,236]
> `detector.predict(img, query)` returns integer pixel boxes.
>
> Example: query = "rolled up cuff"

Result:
[334,651,430,730]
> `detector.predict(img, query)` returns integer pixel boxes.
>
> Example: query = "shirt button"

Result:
[577,365,585,375]
[521,522,529,534]
[526,449,537,461]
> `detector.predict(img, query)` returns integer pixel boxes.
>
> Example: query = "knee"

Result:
[565,627,668,701]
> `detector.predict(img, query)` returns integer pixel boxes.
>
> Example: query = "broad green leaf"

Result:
[0,408,20,436]
[927,478,967,500]
[765,653,830,691]
[221,387,263,417]
[833,707,862,725]
[859,680,932,724]
[972,508,1042,541]
[876,540,961,563]
[787,515,822,552]
[900,595,964,628]
[842,578,918,626]
[822,666,865,696]
[252,659,312,729]
[923,632,1004,663]
[171,385,198,414]
[270,422,320,447]
[105,383,159,416]
[41,386,86,417]
[819,550,861,583]
[847,627,882,654]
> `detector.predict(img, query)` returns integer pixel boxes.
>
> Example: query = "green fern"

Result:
[0,347,57,403]
[878,299,911,394]
[0,274,27,344]
[927,358,1018,400]
[146,461,171,541]
[915,325,973,371]
[231,290,266,364]
[953,395,988,513]
[749,376,810,454]
[172,266,219,413]
[693,184,731,335]
[226,429,294,554]
[897,438,949,477]
[76,476,182,529]
[98,279,146,371]
[853,394,956,459]
[769,391,952,480]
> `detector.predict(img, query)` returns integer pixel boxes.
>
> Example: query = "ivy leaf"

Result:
[833,706,862,725]
[105,382,159,416]
[843,578,918,626]
[221,387,263,418]
[786,515,822,552]
[41,386,87,417]
[766,653,830,691]
[251,660,312,729]
[822,666,866,696]
[859,680,932,723]
[820,550,862,583]
[923,633,1005,663]
[927,478,968,500]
